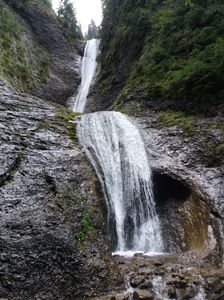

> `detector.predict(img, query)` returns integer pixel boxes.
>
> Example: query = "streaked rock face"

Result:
[138,113,224,263]
[0,79,123,299]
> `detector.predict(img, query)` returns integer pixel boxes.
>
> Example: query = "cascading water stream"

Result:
[77,112,164,255]
[74,38,163,255]
[73,39,100,113]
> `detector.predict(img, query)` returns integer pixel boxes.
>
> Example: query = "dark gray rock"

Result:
[133,289,154,300]
[0,79,124,299]
[130,275,145,288]
[135,112,224,264]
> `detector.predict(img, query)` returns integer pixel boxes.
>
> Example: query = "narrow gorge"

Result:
[0,0,224,299]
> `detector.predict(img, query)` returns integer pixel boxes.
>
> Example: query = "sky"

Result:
[52,0,103,34]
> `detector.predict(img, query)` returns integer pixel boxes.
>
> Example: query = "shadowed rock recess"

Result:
[0,79,123,299]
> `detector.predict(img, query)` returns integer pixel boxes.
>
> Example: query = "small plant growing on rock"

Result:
[76,213,93,248]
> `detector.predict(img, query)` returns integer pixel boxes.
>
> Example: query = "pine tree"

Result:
[57,0,82,39]
[86,20,99,40]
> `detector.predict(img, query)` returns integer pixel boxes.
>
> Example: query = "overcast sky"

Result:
[52,0,102,34]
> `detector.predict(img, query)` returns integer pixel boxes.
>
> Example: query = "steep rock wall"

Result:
[0,0,82,105]
[0,78,123,299]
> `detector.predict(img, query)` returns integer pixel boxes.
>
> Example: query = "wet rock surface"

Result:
[0,79,124,299]
[96,255,224,300]
[135,111,224,262]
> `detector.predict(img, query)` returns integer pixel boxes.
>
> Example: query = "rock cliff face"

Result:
[0,78,123,299]
[137,111,224,260]
[1,0,82,105]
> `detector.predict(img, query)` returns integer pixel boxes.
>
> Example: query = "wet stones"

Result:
[112,253,224,300]
[130,275,145,288]
[153,260,164,267]
[133,289,154,300]
[204,274,224,297]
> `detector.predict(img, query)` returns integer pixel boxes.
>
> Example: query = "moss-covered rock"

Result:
[0,0,50,91]
[0,0,82,105]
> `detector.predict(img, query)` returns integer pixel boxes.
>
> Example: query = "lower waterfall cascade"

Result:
[77,111,164,255]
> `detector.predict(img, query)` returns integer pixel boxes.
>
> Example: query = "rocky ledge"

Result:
[97,254,224,300]
[0,78,123,299]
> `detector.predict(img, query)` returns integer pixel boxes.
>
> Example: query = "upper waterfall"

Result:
[77,111,164,255]
[73,39,100,113]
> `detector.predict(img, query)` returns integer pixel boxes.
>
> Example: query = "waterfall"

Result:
[77,111,164,255]
[73,39,100,113]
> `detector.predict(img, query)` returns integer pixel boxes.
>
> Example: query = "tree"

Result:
[57,0,82,39]
[86,19,99,40]
[21,0,52,6]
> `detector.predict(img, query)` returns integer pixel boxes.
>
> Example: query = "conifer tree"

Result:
[86,20,99,40]
[57,0,82,39]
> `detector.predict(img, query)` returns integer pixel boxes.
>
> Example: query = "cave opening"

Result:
[153,170,217,255]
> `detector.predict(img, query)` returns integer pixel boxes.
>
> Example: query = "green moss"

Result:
[113,101,141,117]
[51,188,94,250]
[0,2,50,91]
[55,107,82,141]
[209,123,224,132]
[56,107,82,122]
[157,110,196,135]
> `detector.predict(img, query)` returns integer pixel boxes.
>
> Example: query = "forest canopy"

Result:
[99,0,224,107]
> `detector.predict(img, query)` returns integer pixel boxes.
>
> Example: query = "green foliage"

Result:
[157,110,196,135]
[52,188,94,249]
[22,0,52,8]
[0,2,50,91]
[76,213,93,244]
[86,19,99,40]
[57,0,83,39]
[209,123,224,132]
[100,0,224,108]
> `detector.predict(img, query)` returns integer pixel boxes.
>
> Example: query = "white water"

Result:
[152,276,169,300]
[152,276,206,300]
[78,111,164,254]
[193,278,206,300]
[194,287,206,300]
[73,39,100,113]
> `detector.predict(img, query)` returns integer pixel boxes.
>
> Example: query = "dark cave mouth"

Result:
[107,170,221,261]
[152,170,220,256]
